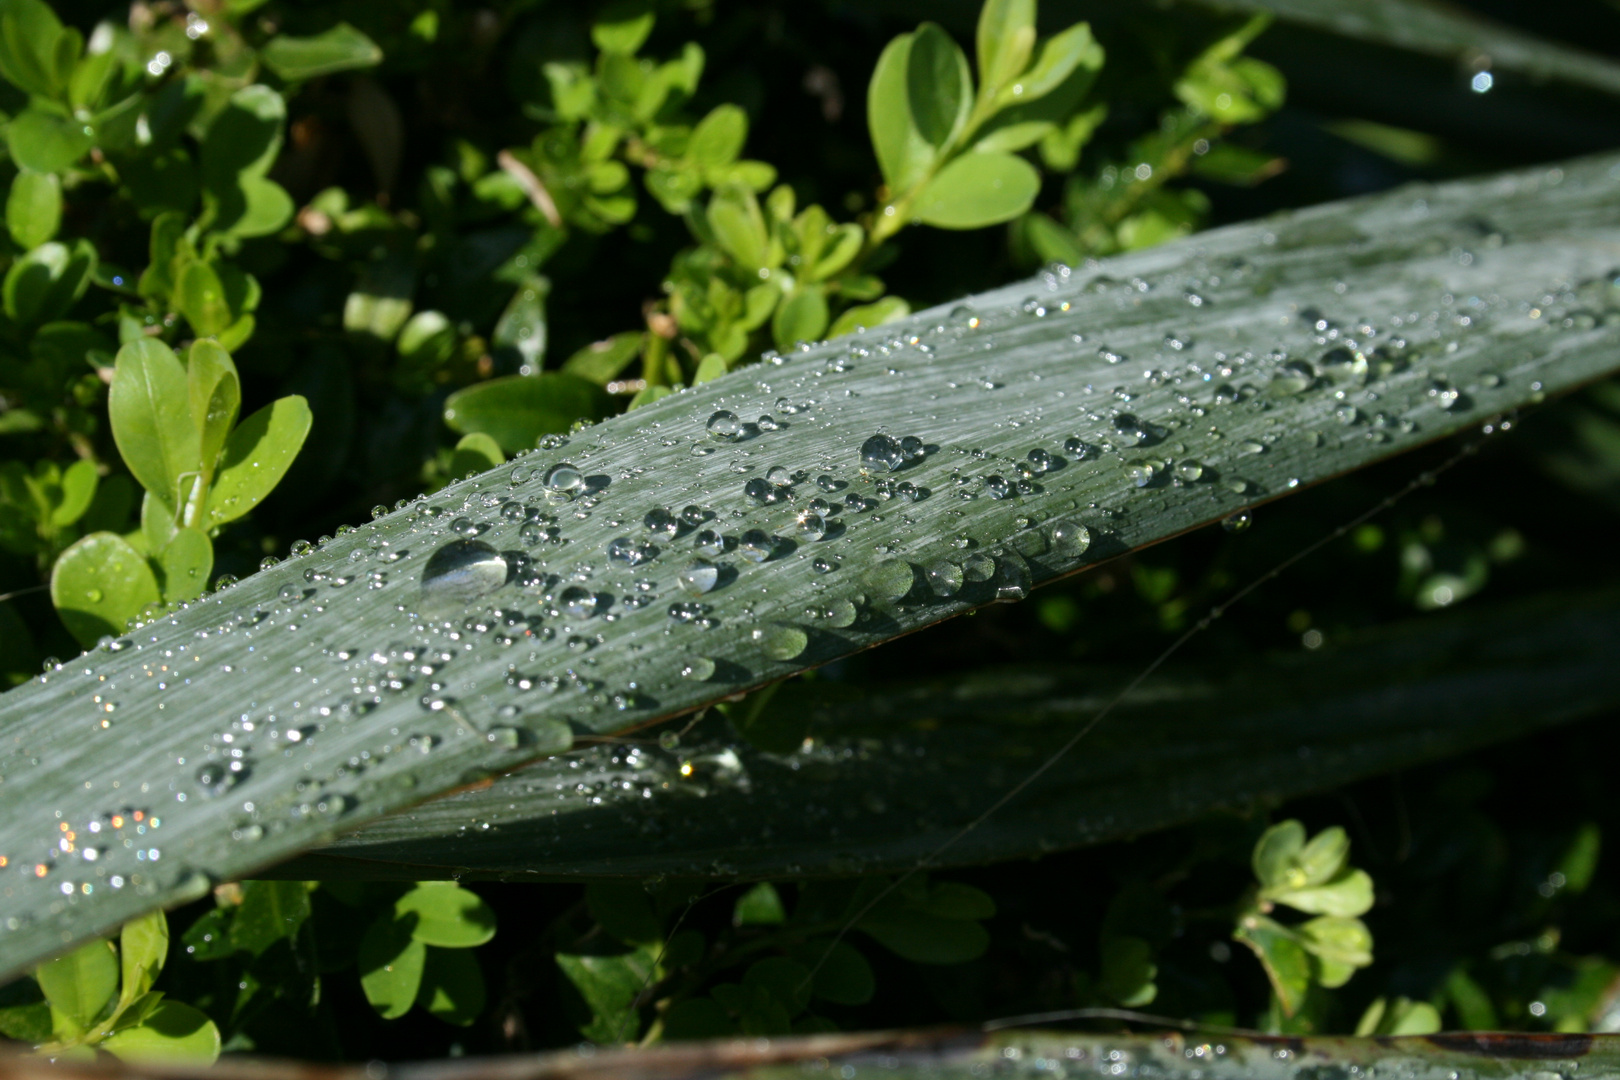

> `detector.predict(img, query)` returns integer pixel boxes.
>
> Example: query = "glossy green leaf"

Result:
[7,169,60,248]
[976,0,1036,98]
[449,433,504,479]
[203,396,313,528]
[108,339,199,508]
[1298,915,1373,983]
[772,287,829,351]
[688,104,747,169]
[3,237,94,325]
[398,310,458,370]
[1277,868,1375,917]
[692,352,728,385]
[492,276,548,373]
[174,261,232,338]
[563,333,644,385]
[395,882,496,948]
[827,296,910,339]
[732,883,785,927]
[1295,825,1351,884]
[9,152,1620,979]
[0,0,68,98]
[1252,819,1306,888]
[116,910,167,1012]
[219,174,294,238]
[591,1,655,55]
[49,531,160,647]
[867,33,934,195]
[6,104,90,173]
[707,185,770,271]
[416,946,485,1026]
[101,1000,220,1064]
[228,880,311,957]
[140,491,178,559]
[443,372,612,454]
[554,944,656,1044]
[999,21,1103,106]
[157,528,211,604]
[200,85,284,190]
[50,458,97,528]
[912,151,1039,229]
[34,937,117,1038]
[186,340,241,482]
[359,914,426,1019]
[259,23,381,81]
[906,23,972,152]
[1234,914,1312,1016]
[0,978,51,1043]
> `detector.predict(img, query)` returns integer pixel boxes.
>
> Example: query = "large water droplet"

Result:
[707,410,742,441]
[926,560,964,597]
[1050,519,1091,557]
[738,530,777,563]
[991,553,1031,602]
[678,559,719,595]
[421,540,508,605]
[681,657,716,681]
[796,512,828,542]
[694,529,725,557]
[559,586,598,618]
[864,559,915,601]
[860,434,905,473]
[753,624,808,660]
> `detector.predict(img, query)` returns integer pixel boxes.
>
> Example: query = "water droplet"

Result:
[863,559,915,601]
[984,475,1013,499]
[421,540,508,605]
[926,560,964,597]
[1269,359,1315,396]
[1126,461,1158,488]
[823,599,858,627]
[607,537,656,566]
[694,529,725,557]
[900,435,924,461]
[1050,519,1091,557]
[991,553,1031,602]
[766,466,790,485]
[678,559,719,595]
[963,553,995,582]
[1027,448,1053,474]
[1222,511,1252,533]
[1336,404,1360,425]
[753,624,808,660]
[756,414,779,431]
[860,434,906,473]
[1239,440,1266,455]
[1113,413,1144,446]
[370,505,388,520]
[1062,437,1091,459]
[680,657,716,681]
[795,512,828,542]
[544,463,583,497]
[707,410,742,441]
[486,727,523,750]
[559,586,598,618]
[1173,460,1204,482]
[812,557,837,574]
[259,556,281,571]
[738,530,777,563]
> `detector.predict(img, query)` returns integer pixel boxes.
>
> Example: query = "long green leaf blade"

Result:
[0,152,1617,979]
[282,587,1620,880]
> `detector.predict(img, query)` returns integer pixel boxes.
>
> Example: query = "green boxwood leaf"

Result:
[732,882,785,926]
[416,946,485,1026]
[998,22,1102,106]
[6,105,91,173]
[707,185,770,271]
[49,532,160,647]
[0,0,68,98]
[555,945,656,1043]
[591,1,654,55]
[1275,868,1374,917]
[218,174,294,239]
[806,223,863,282]
[691,352,727,385]
[116,910,168,1011]
[794,941,873,1006]
[1234,914,1311,1017]
[443,372,612,454]
[3,237,95,326]
[203,396,313,528]
[228,880,311,957]
[156,527,211,604]
[1296,825,1351,885]
[1297,915,1373,980]
[200,85,283,190]
[867,33,934,195]
[907,23,971,152]
[395,882,496,948]
[359,914,426,1019]
[108,339,200,508]
[34,937,117,1038]
[1100,934,1158,1007]
[492,276,548,373]
[563,332,643,385]
[772,286,829,350]
[911,151,1039,229]
[449,433,504,479]
[7,170,60,248]
[259,23,381,82]
[186,340,240,483]
[101,1000,219,1064]
[1252,819,1306,889]
[827,295,910,339]
[0,977,52,1043]
[50,458,97,529]
[688,103,747,170]
[174,261,232,338]
[398,310,458,370]
[343,255,416,345]
[976,0,1036,98]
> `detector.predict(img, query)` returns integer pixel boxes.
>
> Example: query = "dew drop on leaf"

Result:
[421,540,508,605]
